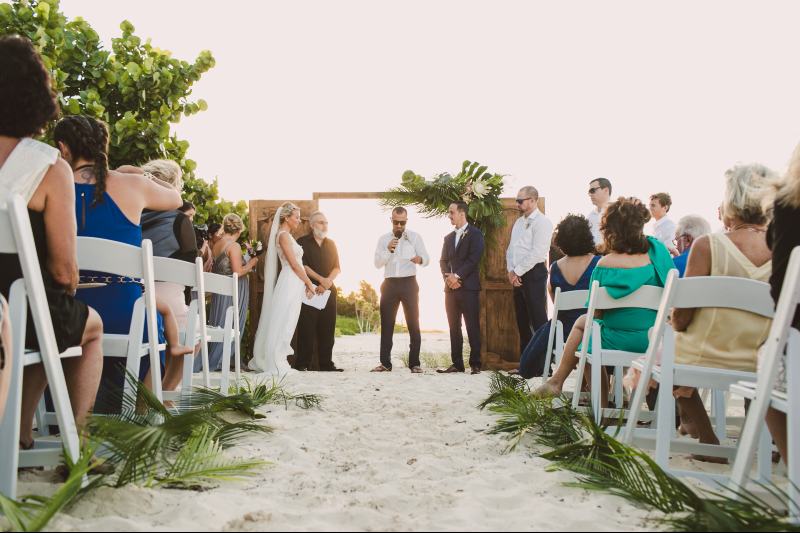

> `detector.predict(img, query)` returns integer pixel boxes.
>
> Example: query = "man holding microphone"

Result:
[371,207,429,373]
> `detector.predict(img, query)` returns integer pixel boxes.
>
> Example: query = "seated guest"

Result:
[671,163,777,460]
[535,197,674,407]
[648,192,677,252]
[516,215,599,378]
[197,213,257,372]
[53,115,182,411]
[0,35,104,441]
[763,141,800,468]
[138,159,198,391]
[672,215,711,277]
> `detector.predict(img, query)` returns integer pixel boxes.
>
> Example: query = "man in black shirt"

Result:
[295,211,343,371]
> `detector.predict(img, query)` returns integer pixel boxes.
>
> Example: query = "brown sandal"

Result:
[370,365,391,372]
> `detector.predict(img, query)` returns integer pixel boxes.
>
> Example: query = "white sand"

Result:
[18,332,761,531]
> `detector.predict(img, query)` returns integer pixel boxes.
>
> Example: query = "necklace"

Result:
[74,163,94,172]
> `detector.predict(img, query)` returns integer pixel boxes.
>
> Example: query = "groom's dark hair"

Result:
[392,206,407,216]
[452,201,469,214]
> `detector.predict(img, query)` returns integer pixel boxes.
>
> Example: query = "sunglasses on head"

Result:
[515,197,531,204]
[392,220,407,226]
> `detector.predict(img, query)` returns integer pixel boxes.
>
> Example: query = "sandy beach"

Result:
[17,332,768,531]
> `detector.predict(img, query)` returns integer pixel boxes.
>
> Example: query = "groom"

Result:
[438,201,484,375]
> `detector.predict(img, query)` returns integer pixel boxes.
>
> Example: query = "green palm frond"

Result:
[477,371,529,410]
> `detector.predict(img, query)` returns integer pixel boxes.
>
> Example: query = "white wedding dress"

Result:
[251,230,304,375]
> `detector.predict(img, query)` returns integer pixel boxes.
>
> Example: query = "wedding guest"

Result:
[197,213,257,372]
[0,35,104,439]
[295,211,343,371]
[670,163,777,461]
[139,159,198,391]
[53,114,181,412]
[587,178,612,245]
[371,207,429,373]
[648,192,677,252]
[507,186,554,355]
[534,197,673,407]
[438,202,485,374]
[516,215,599,378]
[672,215,711,277]
[201,222,222,272]
[763,141,800,467]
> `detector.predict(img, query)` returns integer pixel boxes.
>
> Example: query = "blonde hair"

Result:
[777,142,800,209]
[222,213,244,235]
[142,159,183,191]
[278,202,300,224]
[722,163,780,226]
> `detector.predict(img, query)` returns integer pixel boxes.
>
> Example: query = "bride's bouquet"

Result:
[242,239,264,261]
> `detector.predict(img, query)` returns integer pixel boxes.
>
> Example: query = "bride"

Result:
[251,203,315,374]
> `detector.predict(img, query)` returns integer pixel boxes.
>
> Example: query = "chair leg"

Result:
[655,375,675,469]
[591,356,602,424]
[218,308,234,396]
[614,366,624,410]
[34,396,48,436]
[0,291,26,498]
[756,425,773,483]
[713,390,727,443]
[787,345,799,522]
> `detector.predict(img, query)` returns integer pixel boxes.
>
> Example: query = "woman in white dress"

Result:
[251,203,316,374]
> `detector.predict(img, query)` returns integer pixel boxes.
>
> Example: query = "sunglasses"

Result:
[392,220,407,226]
[515,197,531,204]
[588,187,602,194]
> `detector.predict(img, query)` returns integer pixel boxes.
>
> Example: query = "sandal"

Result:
[370,365,391,372]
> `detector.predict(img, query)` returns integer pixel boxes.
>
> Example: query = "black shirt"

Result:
[298,234,341,291]
[767,200,800,330]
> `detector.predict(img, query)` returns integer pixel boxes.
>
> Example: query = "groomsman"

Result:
[507,186,554,355]
[438,202,485,375]
[371,207,429,373]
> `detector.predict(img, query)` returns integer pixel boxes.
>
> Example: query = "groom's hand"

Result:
[410,256,423,265]
[315,284,326,295]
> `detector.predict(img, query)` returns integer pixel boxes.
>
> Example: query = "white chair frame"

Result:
[0,195,82,499]
[198,270,241,395]
[729,245,800,522]
[541,288,589,379]
[623,271,776,484]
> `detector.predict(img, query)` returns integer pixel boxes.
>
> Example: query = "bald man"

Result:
[506,186,554,355]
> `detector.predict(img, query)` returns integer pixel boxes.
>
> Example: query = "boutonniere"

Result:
[524,219,531,230]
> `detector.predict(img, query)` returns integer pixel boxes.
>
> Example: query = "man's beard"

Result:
[314,229,328,240]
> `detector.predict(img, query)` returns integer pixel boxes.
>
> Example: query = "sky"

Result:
[60,0,800,328]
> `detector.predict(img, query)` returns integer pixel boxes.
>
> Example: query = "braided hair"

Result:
[53,115,110,206]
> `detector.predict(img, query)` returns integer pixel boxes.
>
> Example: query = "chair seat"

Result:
[642,360,755,389]
[103,334,166,357]
[731,381,788,413]
[587,349,642,367]
[23,346,82,366]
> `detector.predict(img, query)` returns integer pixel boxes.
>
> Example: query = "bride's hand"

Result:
[305,286,315,299]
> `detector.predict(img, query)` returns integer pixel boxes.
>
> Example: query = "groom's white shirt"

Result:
[374,230,430,278]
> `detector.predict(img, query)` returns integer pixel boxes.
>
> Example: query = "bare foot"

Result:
[690,454,729,465]
[167,344,194,358]
[533,380,562,398]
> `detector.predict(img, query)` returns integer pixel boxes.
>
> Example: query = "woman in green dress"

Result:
[535,197,674,407]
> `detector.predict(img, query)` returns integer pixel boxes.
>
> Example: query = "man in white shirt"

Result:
[648,192,677,253]
[371,207,429,373]
[587,177,612,245]
[506,186,554,355]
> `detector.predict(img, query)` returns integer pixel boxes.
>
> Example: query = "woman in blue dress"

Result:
[517,215,599,378]
[53,116,182,412]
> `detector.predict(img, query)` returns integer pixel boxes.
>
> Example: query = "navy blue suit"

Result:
[440,224,484,370]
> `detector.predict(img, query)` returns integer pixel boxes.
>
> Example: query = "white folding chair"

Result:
[730,246,800,521]
[572,280,665,423]
[151,256,205,402]
[0,195,82,499]
[540,288,589,379]
[623,272,775,484]
[197,270,241,395]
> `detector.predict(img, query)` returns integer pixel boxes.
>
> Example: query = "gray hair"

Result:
[519,186,539,200]
[722,163,780,225]
[309,211,327,224]
[675,215,711,240]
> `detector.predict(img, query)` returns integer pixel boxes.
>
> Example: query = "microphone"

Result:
[391,229,403,253]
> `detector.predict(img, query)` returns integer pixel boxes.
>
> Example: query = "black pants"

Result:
[295,288,337,370]
[513,262,549,355]
[445,290,481,370]
[380,277,421,369]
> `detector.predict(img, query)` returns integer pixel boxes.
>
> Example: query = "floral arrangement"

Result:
[241,239,264,260]
[381,160,507,247]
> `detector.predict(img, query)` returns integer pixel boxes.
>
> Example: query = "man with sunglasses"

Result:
[587,178,612,245]
[371,206,429,373]
[507,186,554,356]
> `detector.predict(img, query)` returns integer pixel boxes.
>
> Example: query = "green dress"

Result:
[586,237,675,354]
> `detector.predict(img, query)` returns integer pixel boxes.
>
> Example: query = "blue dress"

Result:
[518,256,600,378]
[74,184,164,413]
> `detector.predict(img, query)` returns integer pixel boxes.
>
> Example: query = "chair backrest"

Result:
[77,237,147,278]
[589,280,665,311]
[203,271,235,297]
[0,206,16,254]
[670,276,775,319]
[553,288,590,312]
[152,256,201,288]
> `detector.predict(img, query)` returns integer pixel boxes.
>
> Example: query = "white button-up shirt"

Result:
[587,208,604,245]
[651,216,677,248]
[374,230,430,278]
[506,208,554,277]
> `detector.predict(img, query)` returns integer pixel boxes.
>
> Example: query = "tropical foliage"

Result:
[0,0,248,227]
[479,373,800,532]
[336,280,381,334]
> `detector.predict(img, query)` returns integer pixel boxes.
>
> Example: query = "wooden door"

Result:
[480,197,546,369]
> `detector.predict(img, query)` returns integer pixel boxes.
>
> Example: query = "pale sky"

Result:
[61,0,800,328]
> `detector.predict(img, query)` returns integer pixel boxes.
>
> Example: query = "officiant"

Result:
[370,207,429,373]
[294,211,343,371]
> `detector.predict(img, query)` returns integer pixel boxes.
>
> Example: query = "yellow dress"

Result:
[674,233,772,371]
